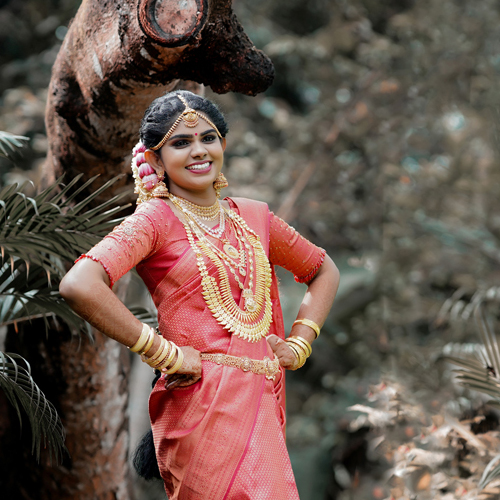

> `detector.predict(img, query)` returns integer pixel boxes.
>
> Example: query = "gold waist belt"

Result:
[200,353,280,380]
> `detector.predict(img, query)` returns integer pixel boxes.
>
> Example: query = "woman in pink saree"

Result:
[60,90,339,499]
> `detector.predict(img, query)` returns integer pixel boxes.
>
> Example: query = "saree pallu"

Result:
[148,199,298,499]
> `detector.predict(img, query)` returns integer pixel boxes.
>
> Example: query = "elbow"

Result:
[59,272,81,304]
[324,254,340,282]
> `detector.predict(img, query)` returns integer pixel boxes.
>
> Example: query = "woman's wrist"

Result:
[293,318,321,339]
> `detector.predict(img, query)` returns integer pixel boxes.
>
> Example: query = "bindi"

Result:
[195,133,198,136]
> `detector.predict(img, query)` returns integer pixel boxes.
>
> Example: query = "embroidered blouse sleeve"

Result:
[268,212,326,284]
[75,202,165,287]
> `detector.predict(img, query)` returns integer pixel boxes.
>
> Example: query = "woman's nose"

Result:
[191,139,208,158]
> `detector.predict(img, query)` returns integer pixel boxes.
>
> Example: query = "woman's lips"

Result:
[185,161,212,174]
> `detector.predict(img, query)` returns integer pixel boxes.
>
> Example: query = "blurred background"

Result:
[2,0,500,499]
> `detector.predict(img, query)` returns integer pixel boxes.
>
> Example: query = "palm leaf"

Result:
[0,352,66,462]
[479,454,500,490]
[445,305,500,406]
[0,174,130,282]
[0,131,29,159]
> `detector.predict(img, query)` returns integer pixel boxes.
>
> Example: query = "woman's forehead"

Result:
[169,119,215,136]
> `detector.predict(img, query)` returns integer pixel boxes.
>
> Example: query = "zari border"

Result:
[294,248,326,284]
[74,254,115,288]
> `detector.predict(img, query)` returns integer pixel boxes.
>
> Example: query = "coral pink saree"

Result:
[83,197,325,499]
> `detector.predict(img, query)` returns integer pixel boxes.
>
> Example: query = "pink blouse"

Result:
[77,198,325,291]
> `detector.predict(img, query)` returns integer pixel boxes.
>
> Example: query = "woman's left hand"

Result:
[266,334,298,370]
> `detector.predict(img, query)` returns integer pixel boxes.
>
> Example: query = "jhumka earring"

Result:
[152,170,169,198]
[213,172,229,199]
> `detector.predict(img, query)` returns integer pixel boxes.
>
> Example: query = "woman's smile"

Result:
[185,161,212,173]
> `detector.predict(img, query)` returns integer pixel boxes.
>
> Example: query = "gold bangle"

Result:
[285,341,306,369]
[287,336,312,357]
[147,336,166,362]
[138,327,155,355]
[293,319,320,339]
[129,323,150,352]
[157,342,177,370]
[163,345,184,374]
[148,340,171,368]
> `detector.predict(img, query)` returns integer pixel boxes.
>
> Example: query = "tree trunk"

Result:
[1,1,273,498]
[43,0,274,205]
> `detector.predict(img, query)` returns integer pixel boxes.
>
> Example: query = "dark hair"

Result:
[140,90,228,149]
[132,371,162,481]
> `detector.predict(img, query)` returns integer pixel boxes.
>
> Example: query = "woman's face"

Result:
[148,118,226,202]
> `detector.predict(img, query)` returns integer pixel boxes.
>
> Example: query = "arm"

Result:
[60,209,202,388]
[60,259,202,387]
[267,255,340,369]
[265,212,340,369]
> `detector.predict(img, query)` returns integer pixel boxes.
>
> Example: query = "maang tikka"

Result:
[150,94,222,151]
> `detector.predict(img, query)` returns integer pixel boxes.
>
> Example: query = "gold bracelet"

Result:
[156,342,177,370]
[287,336,312,357]
[146,336,165,363]
[139,327,155,355]
[148,340,171,368]
[129,323,150,353]
[163,345,184,374]
[285,341,306,369]
[293,318,320,339]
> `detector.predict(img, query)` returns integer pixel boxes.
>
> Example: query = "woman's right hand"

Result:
[163,346,202,390]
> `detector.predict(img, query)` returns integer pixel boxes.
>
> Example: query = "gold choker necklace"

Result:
[171,194,221,221]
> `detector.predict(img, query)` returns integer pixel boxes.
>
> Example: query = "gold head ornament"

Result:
[151,94,223,151]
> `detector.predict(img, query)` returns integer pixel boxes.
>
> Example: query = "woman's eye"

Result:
[202,134,216,142]
[172,139,189,147]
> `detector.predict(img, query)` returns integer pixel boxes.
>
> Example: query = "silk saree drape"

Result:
[81,197,325,499]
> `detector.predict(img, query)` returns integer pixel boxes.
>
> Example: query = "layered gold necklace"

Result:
[169,195,273,342]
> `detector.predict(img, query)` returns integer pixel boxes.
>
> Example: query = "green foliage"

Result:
[0,170,131,463]
[0,352,66,462]
[0,174,130,331]
[0,131,29,160]
[479,454,500,491]
[445,306,500,491]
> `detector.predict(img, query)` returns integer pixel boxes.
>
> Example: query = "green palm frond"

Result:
[0,131,29,159]
[0,351,66,462]
[0,175,131,334]
[128,304,158,327]
[445,306,500,404]
[0,174,130,281]
[0,259,91,335]
[438,286,500,324]
[479,454,500,491]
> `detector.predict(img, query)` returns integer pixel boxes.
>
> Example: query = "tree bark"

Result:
[43,0,274,205]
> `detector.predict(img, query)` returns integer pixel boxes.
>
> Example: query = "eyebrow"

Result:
[168,129,217,142]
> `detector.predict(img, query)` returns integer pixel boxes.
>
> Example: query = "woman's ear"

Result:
[144,149,164,175]
[221,137,227,152]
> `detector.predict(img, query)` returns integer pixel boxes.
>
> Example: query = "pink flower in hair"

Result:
[142,173,158,190]
[138,163,155,178]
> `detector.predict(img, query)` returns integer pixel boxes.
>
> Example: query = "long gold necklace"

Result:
[171,196,273,342]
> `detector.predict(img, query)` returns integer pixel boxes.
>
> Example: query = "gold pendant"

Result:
[243,289,257,313]
[223,243,239,259]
